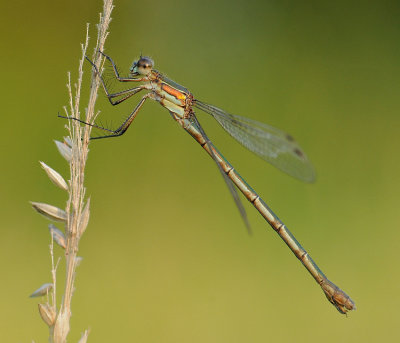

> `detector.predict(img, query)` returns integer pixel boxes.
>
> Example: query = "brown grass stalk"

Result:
[31,1,114,342]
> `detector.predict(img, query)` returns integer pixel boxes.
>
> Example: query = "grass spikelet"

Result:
[29,1,114,341]
[30,202,67,222]
[39,162,68,191]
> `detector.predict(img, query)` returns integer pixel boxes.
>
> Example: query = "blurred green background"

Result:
[1,0,399,341]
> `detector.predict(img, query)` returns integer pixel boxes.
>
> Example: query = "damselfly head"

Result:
[130,56,154,76]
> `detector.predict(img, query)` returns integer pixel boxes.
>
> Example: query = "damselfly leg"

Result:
[61,53,153,139]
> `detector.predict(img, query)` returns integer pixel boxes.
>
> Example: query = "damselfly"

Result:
[64,51,355,314]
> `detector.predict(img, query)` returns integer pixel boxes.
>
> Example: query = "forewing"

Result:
[195,101,315,183]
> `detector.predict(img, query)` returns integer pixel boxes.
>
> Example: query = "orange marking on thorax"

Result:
[161,83,186,100]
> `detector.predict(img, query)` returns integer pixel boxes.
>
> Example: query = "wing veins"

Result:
[194,100,316,183]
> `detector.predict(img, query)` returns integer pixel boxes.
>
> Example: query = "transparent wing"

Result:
[194,100,316,183]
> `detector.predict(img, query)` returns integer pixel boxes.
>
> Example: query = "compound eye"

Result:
[139,57,154,69]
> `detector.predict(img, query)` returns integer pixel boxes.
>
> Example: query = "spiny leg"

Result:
[105,85,147,106]
[59,94,150,139]
[88,51,146,83]
[90,93,151,139]
[99,51,147,82]
[85,56,148,106]
[57,114,116,134]
[58,83,147,131]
